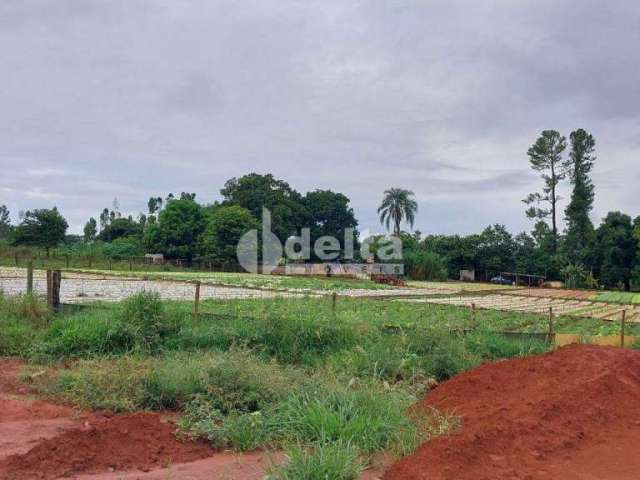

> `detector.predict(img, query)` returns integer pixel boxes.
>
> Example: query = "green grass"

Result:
[5,291,615,475]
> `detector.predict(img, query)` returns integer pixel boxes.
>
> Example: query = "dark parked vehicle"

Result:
[490,275,513,285]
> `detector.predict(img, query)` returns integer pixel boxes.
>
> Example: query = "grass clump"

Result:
[272,441,364,480]
[38,356,150,412]
[144,349,293,411]
[171,311,361,365]
[0,292,48,322]
[33,292,185,359]
[0,316,39,356]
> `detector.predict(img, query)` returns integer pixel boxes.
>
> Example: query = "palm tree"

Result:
[377,188,418,236]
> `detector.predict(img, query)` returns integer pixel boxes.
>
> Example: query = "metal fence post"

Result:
[548,307,554,345]
[621,309,627,348]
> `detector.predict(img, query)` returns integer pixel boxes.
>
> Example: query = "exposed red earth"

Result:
[0,358,387,480]
[0,358,278,480]
[385,344,640,480]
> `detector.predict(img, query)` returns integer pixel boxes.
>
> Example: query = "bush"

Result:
[179,399,270,451]
[117,291,180,349]
[403,250,449,281]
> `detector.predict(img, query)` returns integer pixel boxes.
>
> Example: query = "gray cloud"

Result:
[1,0,638,235]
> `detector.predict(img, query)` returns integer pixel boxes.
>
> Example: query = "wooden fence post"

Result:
[14,252,19,266]
[471,303,477,331]
[548,307,554,345]
[46,270,52,306]
[26,261,34,294]
[621,309,627,348]
[51,270,61,311]
[65,255,70,268]
[332,292,337,316]
[129,258,133,271]
[193,281,201,320]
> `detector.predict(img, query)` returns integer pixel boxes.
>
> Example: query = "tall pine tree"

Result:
[563,129,596,265]
[523,130,567,252]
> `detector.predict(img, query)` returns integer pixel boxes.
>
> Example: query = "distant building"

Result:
[144,253,164,265]
[459,269,475,282]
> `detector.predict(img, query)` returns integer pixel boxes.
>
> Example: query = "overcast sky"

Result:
[1,0,639,236]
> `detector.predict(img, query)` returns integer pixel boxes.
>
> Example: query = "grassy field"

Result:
[0,291,567,479]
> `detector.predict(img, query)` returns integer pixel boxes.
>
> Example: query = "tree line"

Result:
[384,129,639,290]
[1,130,638,289]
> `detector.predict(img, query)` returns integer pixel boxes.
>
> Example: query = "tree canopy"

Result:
[377,188,417,236]
[523,130,567,250]
[13,207,68,256]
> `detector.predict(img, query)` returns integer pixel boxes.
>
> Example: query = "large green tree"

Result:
[221,173,309,242]
[377,188,418,237]
[593,212,636,290]
[563,129,596,264]
[198,205,258,265]
[143,199,205,260]
[13,207,68,256]
[303,189,358,256]
[83,217,97,242]
[523,130,567,250]
[98,216,142,242]
[475,224,516,275]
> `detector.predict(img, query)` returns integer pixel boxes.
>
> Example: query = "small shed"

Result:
[459,269,475,282]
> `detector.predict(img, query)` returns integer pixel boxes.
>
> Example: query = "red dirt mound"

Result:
[0,412,214,480]
[385,345,640,480]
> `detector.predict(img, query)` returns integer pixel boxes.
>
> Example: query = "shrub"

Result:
[179,399,270,451]
[403,250,449,281]
[117,291,182,349]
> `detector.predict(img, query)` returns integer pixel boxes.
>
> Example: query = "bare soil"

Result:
[384,344,640,480]
[0,358,384,480]
[0,358,281,480]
